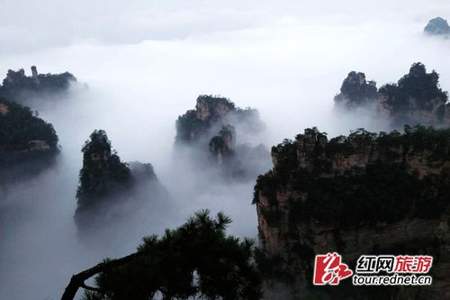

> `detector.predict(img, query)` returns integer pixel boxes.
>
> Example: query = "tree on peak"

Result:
[335,62,450,128]
[380,62,448,115]
[0,99,59,185]
[75,130,168,237]
[176,95,263,145]
[407,62,427,77]
[81,130,112,158]
[175,95,269,181]
[209,125,236,165]
[193,95,236,126]
[75,130,132,224]
[334,71,378,108]
[0,99,58,150]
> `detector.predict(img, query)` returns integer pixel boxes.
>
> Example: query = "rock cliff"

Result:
[176,95,264,145]
[254,126,450,299]
[209,125,236,165]
[334,72,378,109]
[74,130,167,234]
[0,66,77,106]
[335,63,449,129]
[176,95,270,180]
[0,99,59,187]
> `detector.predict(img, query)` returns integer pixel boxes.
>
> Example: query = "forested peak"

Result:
[255,126,450,299]
[380,62,448,114]
[407,62,428,77]
[2,65,76,88]
[0,98,59,185]
[340,71,376,92]
[424,17,450,35]
[76,129,131,205]
[209,125,236,161]
[82,130,112,160]
[217,124,236,145]
[176,94,262,145]
[195,95,236,121]
[397,62,440,88]
[335,62,450,127]
[0,66,77,105]
[0,99,58,150]
[265,126,450,187]
[75,129,165,232]
[334,71,378,108]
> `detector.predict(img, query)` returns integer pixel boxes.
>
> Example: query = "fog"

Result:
[0,1,450,299]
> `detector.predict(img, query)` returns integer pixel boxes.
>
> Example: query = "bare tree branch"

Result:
[61,251,144,300]
[81,283,103,293]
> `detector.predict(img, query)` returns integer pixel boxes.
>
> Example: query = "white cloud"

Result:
[0,1,449,299]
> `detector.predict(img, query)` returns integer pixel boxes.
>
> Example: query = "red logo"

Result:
[313,252,353,285]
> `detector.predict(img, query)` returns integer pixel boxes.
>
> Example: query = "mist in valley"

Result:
[1,1,450,299]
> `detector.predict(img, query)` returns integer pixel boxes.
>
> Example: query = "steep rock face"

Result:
[335,63,449,128]
[424,17,450,36]
[75,130,167,233]
[0,66,77,106]
[209,125,236,165]
[176,95,270,180]
[0,99,59,187]
[254,127,450,299]
[176,95,263,145]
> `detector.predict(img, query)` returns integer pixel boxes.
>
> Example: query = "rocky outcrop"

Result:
[0,100,59,187]
[74,130,167,233]
[209,125,236,165]
[424,17,450,36]
[380,63,449,127]
[334,72,379,109]
[335,63,450,128]
[254,126,450,299]
[176,95,263,145]
[0,66,77,106]
[176,95,270,180]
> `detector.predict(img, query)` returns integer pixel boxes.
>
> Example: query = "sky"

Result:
[0,1,450,299]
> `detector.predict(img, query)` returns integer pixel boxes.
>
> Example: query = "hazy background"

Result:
[0,0,450,299]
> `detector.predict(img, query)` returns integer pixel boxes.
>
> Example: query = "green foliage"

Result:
[175,110,207,144]
[0,99,58,149]
[84,210,262,300]
[403,125,450,159]
[209,125,236,159]
[379,63,448,117]
[254,250,295,283]
[253,171,279,205]
[290,162,439,227]
[0,67,76,104]
[326,135,354,156]
[175,95,235,144]
[196,94,236,109]
[271,139,298,184]
[175,95,263,145]
[76,130,132,211]
[336,63,450,128]
[335,71,378,107]
[255,126,450,227]
[209,135,226,154]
